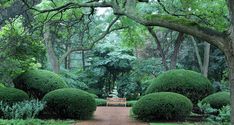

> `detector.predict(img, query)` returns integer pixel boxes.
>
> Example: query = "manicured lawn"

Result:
[0,119,75,125]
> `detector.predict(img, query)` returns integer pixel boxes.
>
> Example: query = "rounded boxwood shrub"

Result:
[42,88,96,119]
[201,91,230,109]
[145,69,213,104]
[132,92,193,121]
[13,69,67,99]
[0,87,29,104]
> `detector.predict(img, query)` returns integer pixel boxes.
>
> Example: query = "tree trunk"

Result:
[170,33,184,69]
[203,42,210,77]
[43,23,60,73]
[225,52,234,125]
[81,50,86,71]
[65,45,68,69]
[224,38,234,125]
[192,38,203,72]
[147,27,169,70]
[46,40,60,73]
[192,37,210,77]
[68,53,71,69]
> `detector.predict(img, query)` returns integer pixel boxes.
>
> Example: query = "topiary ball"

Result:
[145,69,213,104]
[0,87,29,104]
[132,92,193,121]
[42,88,96,120]
[201,91,230,109]
[13,69,67,99]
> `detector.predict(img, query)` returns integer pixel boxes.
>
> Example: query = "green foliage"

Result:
[95,99,107,106]
[198,102,230,123]
[146,14,198,27]
[0,83,5,88]
[89,93,98,99]
[0,100,45,119]
[116,75,141,100]
[147,0,229,31]
[42,88,96,119]
[0,119,74,125]
[78,42,136,97]
[0,87,29,104]
[201,92,230,109]
[132,92,193,121]
[59,70,88,90]
[13,69,67,99]
[145,69,213,104]
[126,100,137,107]
[0,19,45,84]
[0,0,14,8]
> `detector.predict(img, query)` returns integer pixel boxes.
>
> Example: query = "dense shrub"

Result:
[201,92,230,109]
[132,92,193,121]
[89,93,98,98]
[42,88,96,119]
[13,69,67,99]
[0,88,29,104]
[95,99,107,106]
[0,83,5,88]
[145,69,213,104]
[0,100,45,119]
[126,100,137,107]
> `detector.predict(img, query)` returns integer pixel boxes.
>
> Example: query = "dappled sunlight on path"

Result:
[75,107,148,125]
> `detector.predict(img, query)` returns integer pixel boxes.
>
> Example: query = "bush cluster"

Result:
[145,69,213,104]
[0,87,29,104]
[201,91,230,109]
[13,69,67,99]
[0,100,45,119]
[42,88,96,119]
[132,92,193,121]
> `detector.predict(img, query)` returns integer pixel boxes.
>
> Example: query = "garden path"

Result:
[75,107,148,125]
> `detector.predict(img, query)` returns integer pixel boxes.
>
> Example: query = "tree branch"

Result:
[59,16,127,64]
[147,27,169,70]
[21,0,112,13]
[124,13,226,51]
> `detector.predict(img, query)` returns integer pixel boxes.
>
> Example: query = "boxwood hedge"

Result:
[42,88,96,119]
[132,92,193,121]
[13,69,67,99]
[145,69,213,104]
[201,91,230,109]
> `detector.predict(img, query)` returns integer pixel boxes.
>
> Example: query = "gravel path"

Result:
[76,107,148,125]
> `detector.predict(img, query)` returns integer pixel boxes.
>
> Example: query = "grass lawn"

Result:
[0,119,75,125]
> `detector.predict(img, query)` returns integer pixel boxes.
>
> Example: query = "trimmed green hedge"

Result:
[201,91,230,109]
[89,93,98,99]
[13,70,67,99]
[127,100,137,107]
[145,69,213,104]
[43,88,96,120]
[95,99,107,106]
[132,92,193,121]
[0,88,29,104]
